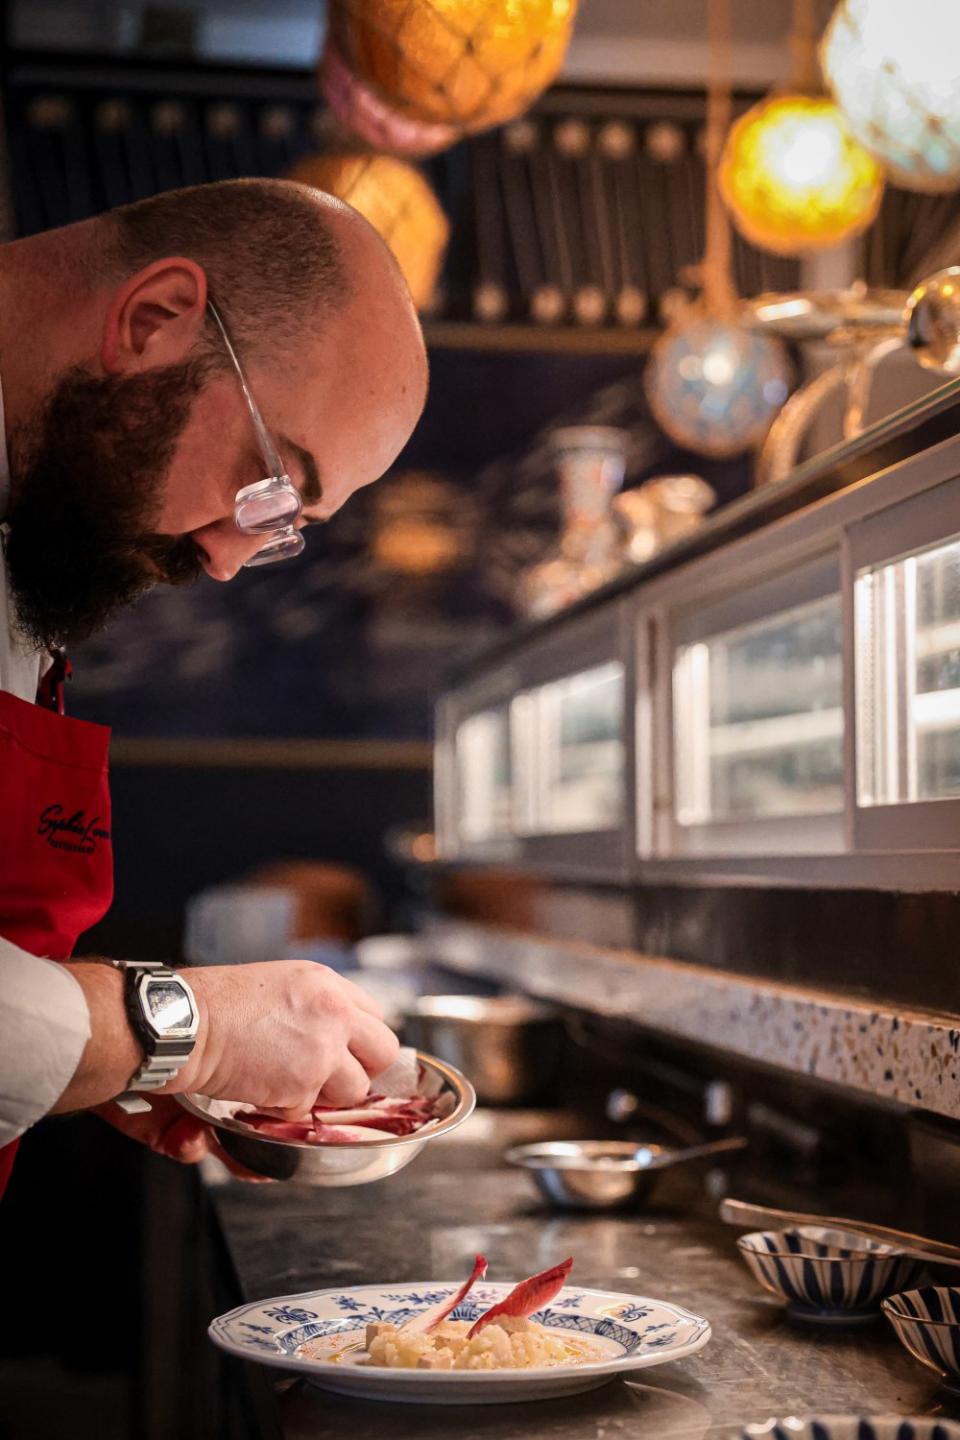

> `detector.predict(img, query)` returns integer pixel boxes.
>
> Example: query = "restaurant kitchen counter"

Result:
[201,1108,949,1439]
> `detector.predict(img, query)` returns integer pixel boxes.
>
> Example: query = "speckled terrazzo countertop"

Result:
[205,1109,951,1439]
[427,920,960,1125]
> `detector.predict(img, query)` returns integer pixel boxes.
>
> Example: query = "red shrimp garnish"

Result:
[402,1255,489,1334]
[467,1258,574,1338]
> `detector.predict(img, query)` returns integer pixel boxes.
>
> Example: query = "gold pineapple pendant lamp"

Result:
[319,0,579,158]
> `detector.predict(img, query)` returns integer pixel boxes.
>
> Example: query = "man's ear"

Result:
[100,257,208,374]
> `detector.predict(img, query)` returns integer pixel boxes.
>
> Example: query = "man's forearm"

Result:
[51,962,144,1112]
[52,960,214,1112]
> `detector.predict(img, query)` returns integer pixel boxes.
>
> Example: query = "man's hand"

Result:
[96,1095,270,1180]
[170,961,400,1118]
[55,959,399,1120]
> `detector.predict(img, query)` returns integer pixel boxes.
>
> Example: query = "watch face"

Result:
[143,978,195,1036]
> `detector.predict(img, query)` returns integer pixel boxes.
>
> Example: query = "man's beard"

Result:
[5,360,208,651]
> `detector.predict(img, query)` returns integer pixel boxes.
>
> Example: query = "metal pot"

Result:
[402,995,563,1105]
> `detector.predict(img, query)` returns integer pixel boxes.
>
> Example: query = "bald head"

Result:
[107,177,412,361]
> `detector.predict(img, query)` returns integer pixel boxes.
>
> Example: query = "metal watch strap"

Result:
[105,959,197,1099]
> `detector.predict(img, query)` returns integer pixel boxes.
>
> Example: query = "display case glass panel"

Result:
[674,593,844,825]
[856,534,960,807]
[527,662,625,834]
[454,707,513,843]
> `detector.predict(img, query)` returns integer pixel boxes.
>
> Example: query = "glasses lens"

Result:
[236,476,303,535]
[243,528,306,569]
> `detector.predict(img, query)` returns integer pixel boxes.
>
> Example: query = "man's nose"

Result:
[192,520,267,581]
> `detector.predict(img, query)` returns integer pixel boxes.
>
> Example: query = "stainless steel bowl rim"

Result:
[177,1052,475,1150]
[506,1140,665,1173]
[406,995,560,1024]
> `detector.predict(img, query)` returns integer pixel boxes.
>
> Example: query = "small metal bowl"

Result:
[506,1140,670,1211]
[177,1053,475,1187]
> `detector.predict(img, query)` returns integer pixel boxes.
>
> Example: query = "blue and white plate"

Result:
[209,1280,712,1404]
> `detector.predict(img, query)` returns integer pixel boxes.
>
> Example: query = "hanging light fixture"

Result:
[286,152,450,310]
[645,0,791,460]
[318,43,458,157]
[320,0,578,157]
[718,0,884,256]
[822,0,960,195]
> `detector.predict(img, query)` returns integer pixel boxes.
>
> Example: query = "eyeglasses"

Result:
[207,300,305,568]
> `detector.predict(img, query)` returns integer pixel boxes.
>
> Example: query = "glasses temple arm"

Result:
[207,301,286,478]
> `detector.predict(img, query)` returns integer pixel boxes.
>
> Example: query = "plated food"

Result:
[208,1260,712,1404]
[325,1256,578,1372]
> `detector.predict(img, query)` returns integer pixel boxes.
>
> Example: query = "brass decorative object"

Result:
[747,283,908,486]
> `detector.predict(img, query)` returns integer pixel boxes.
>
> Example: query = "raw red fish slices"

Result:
[236,1047,455,1145]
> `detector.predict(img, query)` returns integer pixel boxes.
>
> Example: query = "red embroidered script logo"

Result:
[37,805,111,855]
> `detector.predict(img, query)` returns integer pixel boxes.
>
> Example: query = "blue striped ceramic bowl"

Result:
[738,1227,924,1326]
[883,1287,960,1393]
[740,1420,960,1439]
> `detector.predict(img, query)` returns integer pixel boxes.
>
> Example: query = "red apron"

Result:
[0,660,113,1198]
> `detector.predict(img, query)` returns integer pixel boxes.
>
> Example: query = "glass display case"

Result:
[857,534,960,807]
[453,707,513,846]
[850,468,960,855]
[438,605,631,876]
[519,662,625,835]
[673,593,843,827]
[668,555,845,856]
[437,385,960,886]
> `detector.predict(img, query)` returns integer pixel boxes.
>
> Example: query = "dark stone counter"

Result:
[206,1110,949,1439]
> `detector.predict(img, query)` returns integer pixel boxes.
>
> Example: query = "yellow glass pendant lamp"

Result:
[718,0,884,256]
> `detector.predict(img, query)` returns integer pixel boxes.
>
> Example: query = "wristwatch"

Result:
[106,960,200,1098]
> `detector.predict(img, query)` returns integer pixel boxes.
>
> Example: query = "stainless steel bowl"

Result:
[506,1140,673,1211]
[402,995,563,1105]
[177,1053,475,1186]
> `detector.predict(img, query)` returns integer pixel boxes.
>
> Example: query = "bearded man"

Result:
[0,177,427,1194]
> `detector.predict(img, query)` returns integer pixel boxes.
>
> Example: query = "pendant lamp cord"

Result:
[790,0,821,92]
[702,0,737,319]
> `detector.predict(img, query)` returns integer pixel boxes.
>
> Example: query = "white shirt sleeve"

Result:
[0,938,91,1146]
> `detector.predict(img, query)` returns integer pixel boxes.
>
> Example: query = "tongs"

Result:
[720,1197,960,1268]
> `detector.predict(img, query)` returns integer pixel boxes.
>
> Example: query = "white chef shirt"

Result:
[0,374,92,1147]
